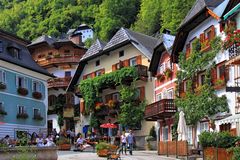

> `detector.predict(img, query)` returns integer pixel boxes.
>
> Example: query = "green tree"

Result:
[94,0,140,41]
[175,37,228,147]
[160,0,195,34]
[132,0,161,35]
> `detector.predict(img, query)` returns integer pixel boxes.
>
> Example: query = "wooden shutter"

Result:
[83,75,87,80]
[200,33,205,44]
[140,86,145,100]
[123,59,129,67]
[105,94,112,103]
[80,101,85,113]
[211,67,217,85]
[179,82,184,93]
[136,55,142,65]
[119,61,124,68]
[91,72,96,78]
[112,64,117,71]
[210,25,216,40]
[101,69,105,75]
[225,66,229,82]
[186,44,191,59]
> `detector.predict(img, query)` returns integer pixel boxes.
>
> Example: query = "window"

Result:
[9,47,20,59]
[168,89,174,99]
[162,126,169,141]
[199,74,205,86]
[218,65,225,79]
[33,108,40,116]
[17,76,27,88]
[129,57,137,66]
[190,38,196,53]
[0,41,3,53]
[95,70,102,77]
[187,126,193,144]
[32,81,41,92]
[18,106,25,114]
[0,70,6,83]
[156,93,162,101]
[119,50,124,57]
[48,95,57,106]
[65,71,71,77]
[160,64,165,74]
[166,60,171,69]
[200,122,209,133]
[0,102,3,110]
[96,60,100,66]
[205,27,213,40]
[112,93,120,101]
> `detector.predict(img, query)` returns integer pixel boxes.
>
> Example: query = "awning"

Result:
[218,114,240,125]
[224,3,240,20]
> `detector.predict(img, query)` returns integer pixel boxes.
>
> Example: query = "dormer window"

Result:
[9,47,20,59]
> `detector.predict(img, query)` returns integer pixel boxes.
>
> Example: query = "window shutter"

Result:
[80,101,85,113]
[225,66,229,82]
[123,59,129,67]
[101,69,105,75]
[24,78,28,88]
[119,61,124,68]
[200,33,205,44]
[186,44,191,59]
[211,67,217,84]
[91,72,95,78]
[140,86,145,100]
[105,94,112,103]
[112,64,117,71]
[83,75,87,80]
[136,55,142,65]
[210,25,215,40]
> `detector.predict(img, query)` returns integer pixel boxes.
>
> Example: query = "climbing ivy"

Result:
[175,37,228,125]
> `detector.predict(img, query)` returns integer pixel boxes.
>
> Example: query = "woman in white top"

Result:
[76,134,85,151]
[36,134,45,147]
[121,131,127,155]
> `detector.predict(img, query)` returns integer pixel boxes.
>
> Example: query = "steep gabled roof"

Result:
[149,34,175,75]
[180,0,225,29]
[104,28,158,59]
[81,39,107,61]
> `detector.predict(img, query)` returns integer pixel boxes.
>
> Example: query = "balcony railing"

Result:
[135,64,148,77]
[228,43,240,59]
[144,99,177,121]
[36,55,81,67]
[48,77,72,88]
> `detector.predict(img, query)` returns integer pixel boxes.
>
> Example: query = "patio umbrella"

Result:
[177,111,187,141]
[100,123,117,129]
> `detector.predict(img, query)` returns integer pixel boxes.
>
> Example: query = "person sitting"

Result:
[45,134,55,147]
[36,134,45,147]
[76,134,85,151]
[1,135,13,147]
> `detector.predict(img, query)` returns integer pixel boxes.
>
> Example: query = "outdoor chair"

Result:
[107,146,121,160]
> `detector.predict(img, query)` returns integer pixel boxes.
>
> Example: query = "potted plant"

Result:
[16,112,28,119]
[56,137,71,150]
[0,108,7,115]
[164,68,172,78]
[156,73,165,82]
[95,102,104,110]
[32,91,42,99]
[223,28,240,49]
[17,87,28,96]
[214,79,225,89]
[96,142,111,157]
[33,114,43,121]
[0,82,6,90]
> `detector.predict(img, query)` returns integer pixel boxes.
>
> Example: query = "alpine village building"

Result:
[28,28,87,134]
[68,27,158,147]
[0,29,52,138]
[171,0,240,148]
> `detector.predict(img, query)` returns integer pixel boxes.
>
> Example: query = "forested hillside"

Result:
[0,0,195,41]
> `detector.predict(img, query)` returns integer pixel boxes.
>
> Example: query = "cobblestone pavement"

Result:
[58,150,179,160]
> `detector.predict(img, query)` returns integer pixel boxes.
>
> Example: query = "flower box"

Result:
[17,87,28,96]
[33,114,43,121]
[32,91,42,99]
[16,113,28,119]
[156,73,165,81]
[0,82,6,90]
[164,68,172,78]
[0,109,7,115]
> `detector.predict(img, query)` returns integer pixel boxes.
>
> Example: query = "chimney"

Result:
[162,29,171,35]
[69,32,82,45]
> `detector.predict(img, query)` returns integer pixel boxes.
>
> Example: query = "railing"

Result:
[37,55,81,67]
[228,43,240,59]
[48,77,72,88]
[135,64,148,77]
[144,99,176,120]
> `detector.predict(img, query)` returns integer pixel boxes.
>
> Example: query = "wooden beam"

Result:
[207,8,220,20]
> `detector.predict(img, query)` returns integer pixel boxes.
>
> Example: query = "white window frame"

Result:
[162,126,169,141]
[167,89,174,99]
[16,76,28,88]
[200,122,209,133]
[156,93,162,101]
[32,81,41,92]
[0,70,6,84]
[33,108,40,116]
[129,57,137,66]
[187,125,193,145]
[17,105,25,114]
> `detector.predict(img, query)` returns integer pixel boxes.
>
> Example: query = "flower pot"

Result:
[17,87,28,96]
[0,82,6,90]
[32,91,42,99]
[16,113,28,119]
[97,149,108,157]
[58,144,71,150]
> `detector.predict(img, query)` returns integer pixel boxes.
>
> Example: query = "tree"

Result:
[160,0,195,34]
[132,0,161,35]
[94,0,140,41]
[175,37,228,147]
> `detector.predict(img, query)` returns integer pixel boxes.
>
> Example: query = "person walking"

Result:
[121,131,127,155]
[126,130,135,155]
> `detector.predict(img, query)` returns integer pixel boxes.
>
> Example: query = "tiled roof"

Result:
[0,32,52,77]
[180,0,225,28]
[28,35,56,47]
[81,39,106,61]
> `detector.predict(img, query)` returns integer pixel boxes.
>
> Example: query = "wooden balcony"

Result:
[48,77,72,89]
[144,99,177,121]
[36,55,81,68]
[135,64,148,78]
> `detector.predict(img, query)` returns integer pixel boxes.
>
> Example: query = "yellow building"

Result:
[68,28,158,148]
